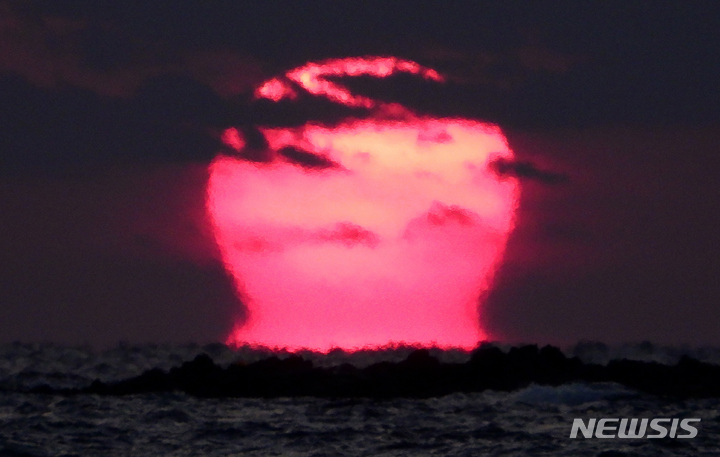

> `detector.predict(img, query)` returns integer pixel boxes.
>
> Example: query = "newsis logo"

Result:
[570,418,700,439]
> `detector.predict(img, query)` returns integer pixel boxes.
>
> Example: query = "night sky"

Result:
[1,1,719,347]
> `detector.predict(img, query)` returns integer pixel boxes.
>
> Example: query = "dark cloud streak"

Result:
[278,146,339,170]
[489,157,569,185]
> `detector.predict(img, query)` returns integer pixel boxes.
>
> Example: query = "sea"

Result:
[1,342,718,456]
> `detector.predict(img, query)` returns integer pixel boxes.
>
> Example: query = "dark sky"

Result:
[1,0,719,346]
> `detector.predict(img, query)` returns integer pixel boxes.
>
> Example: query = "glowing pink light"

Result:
[256,56,445,108]
[220,127,245,151]
[254,77,297,102]
[207,57,519,352]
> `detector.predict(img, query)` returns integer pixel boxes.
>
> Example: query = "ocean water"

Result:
[1,343,719,456]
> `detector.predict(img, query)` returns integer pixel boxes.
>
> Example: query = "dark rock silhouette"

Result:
[27,345,720,399]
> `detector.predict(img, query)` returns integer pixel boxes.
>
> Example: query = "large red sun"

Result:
[207,57,519,351]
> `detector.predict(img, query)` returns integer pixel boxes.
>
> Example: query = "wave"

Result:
[509,382,636,406]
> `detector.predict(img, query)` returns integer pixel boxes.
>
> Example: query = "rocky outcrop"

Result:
[31,344,720,399]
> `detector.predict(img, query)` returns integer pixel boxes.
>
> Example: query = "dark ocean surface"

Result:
[1,343,719,456]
